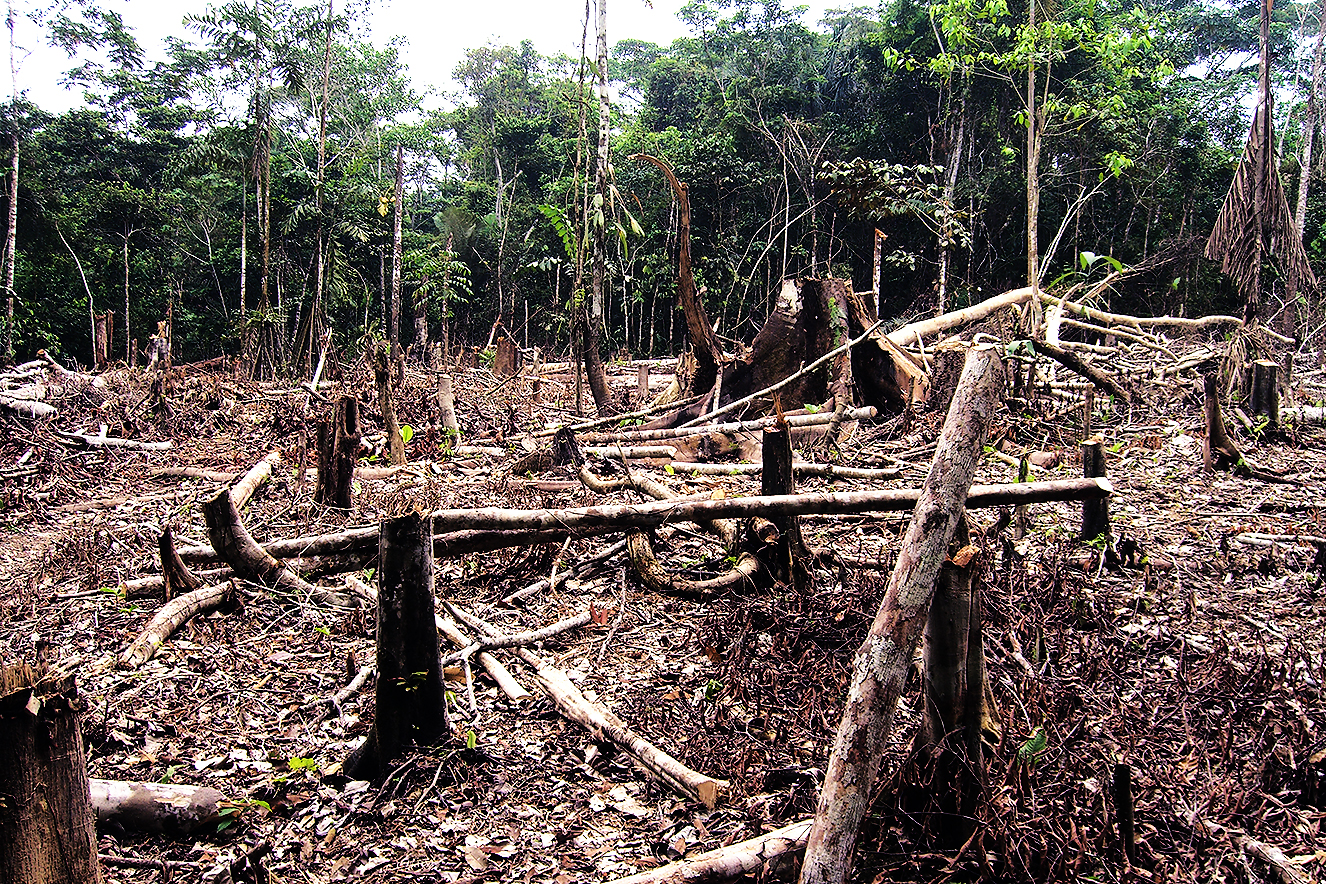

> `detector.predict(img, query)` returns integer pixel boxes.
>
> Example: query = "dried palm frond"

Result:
[1205,102,1317,323]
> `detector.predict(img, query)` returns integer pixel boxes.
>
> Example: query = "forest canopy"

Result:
[0,0,1316,368]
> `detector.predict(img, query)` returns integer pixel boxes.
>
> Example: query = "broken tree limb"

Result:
[606,818,813,884]
[448,604,728,808]
[626,532,762,596]
[440,609,594,667]
[669,462,902,480]
[582,407,875,443]
[1036,293,1242,331]
[1033,339,1132,403]
[231,449,281,510]
[432,477,1111,535]
[436,616,531,703]
[158,525,202,601]
[801,343,1006,884]
[89,779,225,838]
[679,318,886,429]
[55,431,172,451]
[885,287,1033,347]
[119,581,236,669]
[203,488,353,608]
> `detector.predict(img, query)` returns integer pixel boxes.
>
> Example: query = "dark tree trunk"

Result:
[315,396,360,509]
[0,667,103,884]
[761,423,810,591]
[374,343,406,466]
[1080,440,1110,542]
[345,511,449,780]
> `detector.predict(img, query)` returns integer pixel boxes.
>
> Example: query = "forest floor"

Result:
[0,335,1324,884]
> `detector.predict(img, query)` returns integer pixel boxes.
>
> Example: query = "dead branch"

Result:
[606,818,813,884]
[432,477,1112,535]
[440,609,593,666]
[668,462,901,480]
[885,287,1033,346]
[626,531,761,596]
[119,580,236,669]
[1033,339,1132,403]
[55,431,171,451]
[582,407,876,443]
[158,525,202,601]
[436,616,532,703]
[448,603,728,807]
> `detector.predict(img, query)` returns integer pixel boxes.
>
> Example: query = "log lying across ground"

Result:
[607,818,813,884]
[90,779,226,837]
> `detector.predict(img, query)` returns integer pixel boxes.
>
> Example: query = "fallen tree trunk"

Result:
[0,393,56,418]
[231,449,281,510]
[886,287,1033,347]
[1034,338,1132,403]
[607,818,813,884]
[203,488,352,608]
[119,581,235,669]
[668,462,901,480]
[583,407,876,443]
[56,431,171,451]
[431,477,1111,535]
[801,343,1006,884]
[449,604,727,808]
[89,779,225,837]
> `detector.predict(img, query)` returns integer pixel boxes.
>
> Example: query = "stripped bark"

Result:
[801,344,1006,884]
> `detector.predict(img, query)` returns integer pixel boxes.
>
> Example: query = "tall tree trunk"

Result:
[239,174,247,315]
[938,88,966,316]
[309,0,334,375]
[1298,0,1326,242]
[391,144,403,351]
[582,0,613,415]
[123,233,130,364]
[1024,0,1041,335]
[3,131,15,364]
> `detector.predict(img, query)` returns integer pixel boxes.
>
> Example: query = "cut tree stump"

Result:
[762,422,811,591]
[0,664,103,884]
[436,374,460,441]
[916,513,988,849]
[1250,359,1280,427]
[345,509,449,780]
[801,343,1006,884]
[315,395,360,509]
[1081,440,1111,543]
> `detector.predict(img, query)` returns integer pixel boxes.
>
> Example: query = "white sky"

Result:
[8,0,836,112]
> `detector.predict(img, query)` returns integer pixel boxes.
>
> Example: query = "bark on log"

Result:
[449,605,727,807]
[625,532,761,596]
[668,462,901,480]
[55,432,171,451]
[1202,373,1246,473]
[346,510,448,780]
[203,488,351,608]
[0,394,56,418]
[119,581,235,669]
[157,525,202,602]
[315,395,359,509]
[231,450,281,510]
[885,287,1033,347]
[582,407,875,444]
[431,477,1110,535]
[606,818,813,884]
[89,779,225,838]
[0,667,103,884]
[800,343,1006,884]
[440,610,593,666]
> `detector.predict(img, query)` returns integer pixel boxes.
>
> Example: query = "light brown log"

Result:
[432,477,1110,535]
[89,779,225,837]
[0,668,103,884]
[607,818,813,884]
[231,449,281,510]
[203,488,351,608]
[1038,293,1242,331]
[668,462,901,480]
[626,532,761,596]
[582,407,876,443]
[801,344,1005,884]
[119,581,235,669]
[55,431,171,451]
[885,287,1033,347]
[449,604,727,807]
[0,394,56,418]
[436,374,460,441]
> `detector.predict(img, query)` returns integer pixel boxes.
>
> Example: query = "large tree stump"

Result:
[495,338,518,377]
[1250,359,1280,427]
[436,374,460,442]
[801,344,1006,884]
[0,665,103,884]
[315,395,360,509]
[345,510,449,780]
